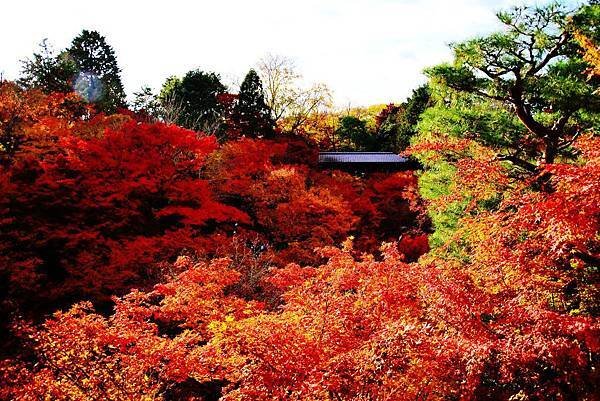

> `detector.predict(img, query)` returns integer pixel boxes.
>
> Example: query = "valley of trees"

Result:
[0,2,599,400]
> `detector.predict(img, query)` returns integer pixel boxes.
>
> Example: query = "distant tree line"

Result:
[17,30,431,151]
[17,0,599,154]
[328,85,432,152]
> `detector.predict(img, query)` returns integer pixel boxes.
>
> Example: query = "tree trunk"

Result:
[544,134,559,164]
[510,84,559,165]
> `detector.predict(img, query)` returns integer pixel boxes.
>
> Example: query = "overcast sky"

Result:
[0,0,571,107]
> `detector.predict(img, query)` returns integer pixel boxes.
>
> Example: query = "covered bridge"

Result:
[318,152,418,173]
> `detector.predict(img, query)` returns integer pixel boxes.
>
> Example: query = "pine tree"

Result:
[68,30,127,113]
[232,69,274,138]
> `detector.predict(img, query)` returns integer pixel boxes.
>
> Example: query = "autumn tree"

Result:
[4,241,597,400]
[0,82,86,165]
[1,256,264,401]
[205,136,429,264]
[409,131,600,312]
[68,30,127,113]
[257,54,332,133]
[0,116,247,318]
[292,110,340,148]
[2,91,596,401]
[205,138,358,265]
[426,3,600,167]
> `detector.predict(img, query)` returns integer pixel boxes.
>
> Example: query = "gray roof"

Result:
[318,152,408,164]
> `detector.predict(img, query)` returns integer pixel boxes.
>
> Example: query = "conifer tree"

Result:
[426,3,600,167]
[232,69,274,137]
[68,30,127,113]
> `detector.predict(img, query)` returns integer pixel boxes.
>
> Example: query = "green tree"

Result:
[231,69,274,138]
[159,70,226,132]
[426,2,600,168]
[336,115,374,150]
[68,30,127,113]
[412,86,530,252]
[376,85,431,151]
[417,89,528,150]
[404,85,431,127]
[19,39,77,93]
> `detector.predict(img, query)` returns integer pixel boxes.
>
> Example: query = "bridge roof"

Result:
[318,152,408,164]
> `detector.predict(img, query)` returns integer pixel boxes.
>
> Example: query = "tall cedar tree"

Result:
[232,69,274,138]
[68,30,127,114]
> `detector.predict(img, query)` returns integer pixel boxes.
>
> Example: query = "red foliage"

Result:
[312,171,430,258]
[206,138,429,265]
[3,245,597,400]
[4,85,596,400]
[2,256,261,401]
[0,117,246,315]
[0,88,428,324]
[409,134,600,312]
[470,136,600,313]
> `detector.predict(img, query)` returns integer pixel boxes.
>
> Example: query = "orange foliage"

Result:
[3,84,597,401]
[0,82,87,163]
[4,244,598,400]
[410,134,600,313]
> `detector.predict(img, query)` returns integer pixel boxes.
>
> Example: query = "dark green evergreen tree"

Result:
[404,85,431,126]
[159,70,226,132]
[232,69,274,138]
[336,116,375,150]
[68,30,127,113]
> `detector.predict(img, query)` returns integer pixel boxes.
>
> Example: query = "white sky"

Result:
[0,0,568,107]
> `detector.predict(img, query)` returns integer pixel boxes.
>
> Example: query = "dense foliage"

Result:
[158,70,227,133]
[1,2,599,400]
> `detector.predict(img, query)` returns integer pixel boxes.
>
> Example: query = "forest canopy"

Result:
[0,1,599,400]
